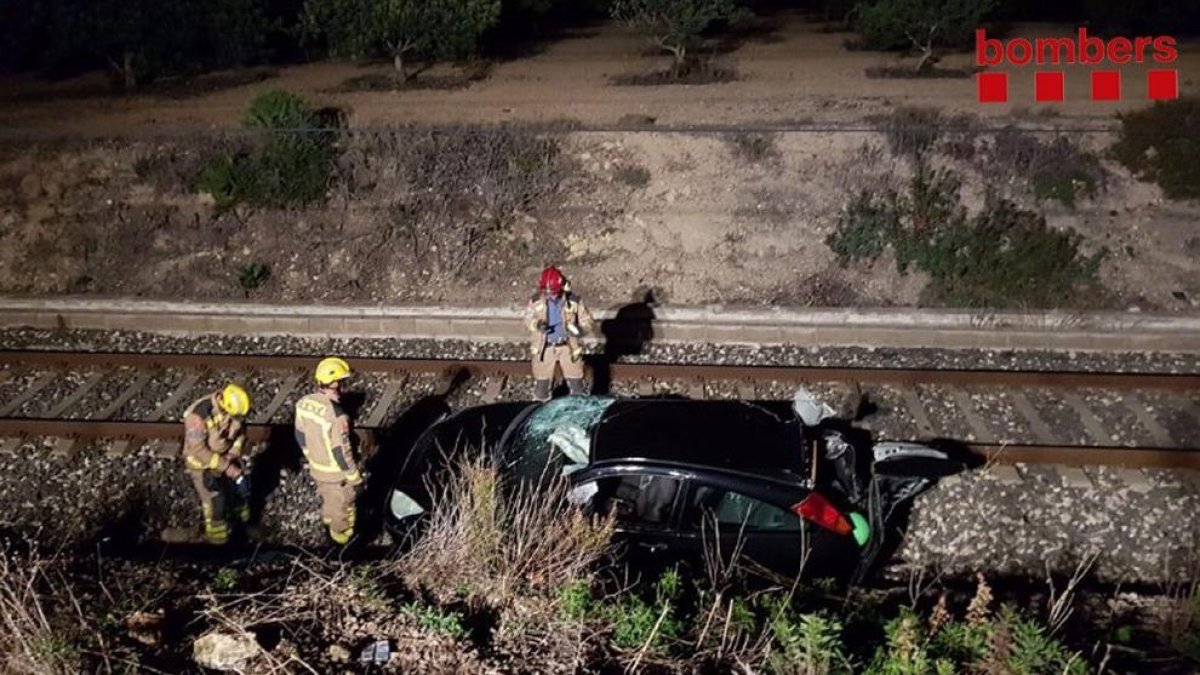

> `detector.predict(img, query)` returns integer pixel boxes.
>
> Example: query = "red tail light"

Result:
[792,493,852,536]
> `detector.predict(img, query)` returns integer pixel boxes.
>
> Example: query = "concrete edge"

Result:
[1,297,1198,353]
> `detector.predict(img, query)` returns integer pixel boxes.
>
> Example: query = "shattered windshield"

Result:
[502,396,617,483]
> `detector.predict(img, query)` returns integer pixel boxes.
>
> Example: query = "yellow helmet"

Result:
[218,384,251,417]
[315,357,352,385]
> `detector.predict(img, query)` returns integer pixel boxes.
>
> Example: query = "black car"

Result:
[387,395,960,584]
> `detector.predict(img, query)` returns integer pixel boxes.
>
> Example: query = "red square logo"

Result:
[978,72,1008,103]
[1035,72,1064,102]
[1148,70,1178,100]
[1091,71,1121,101]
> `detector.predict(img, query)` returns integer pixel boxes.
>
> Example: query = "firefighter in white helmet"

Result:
[293,357,362,545]
[181,384,252,544]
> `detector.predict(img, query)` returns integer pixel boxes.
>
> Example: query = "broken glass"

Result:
[503,396,616,483]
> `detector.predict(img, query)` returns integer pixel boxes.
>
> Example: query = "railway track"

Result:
[0,349,1197,477]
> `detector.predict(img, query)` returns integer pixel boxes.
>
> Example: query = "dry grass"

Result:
[398,458,615,605]
[0,548,83,675]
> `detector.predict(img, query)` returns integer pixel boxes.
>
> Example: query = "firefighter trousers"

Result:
[315,479,357,545]
[187,469,249,544]
[532,344,586,400]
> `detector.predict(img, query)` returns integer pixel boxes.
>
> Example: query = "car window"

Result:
[504,397,616,483]
[570,474,680,526]
[686,486,801,531]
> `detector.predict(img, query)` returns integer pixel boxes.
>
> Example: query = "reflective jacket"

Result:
[293,392,360,484]
[181,394,245,472]
[526,292,595,358]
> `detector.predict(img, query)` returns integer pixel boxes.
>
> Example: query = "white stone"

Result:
[193,631,260,672]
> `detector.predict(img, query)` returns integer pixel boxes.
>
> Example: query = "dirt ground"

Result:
[2,18,1198,131]
[0,16,1197,312]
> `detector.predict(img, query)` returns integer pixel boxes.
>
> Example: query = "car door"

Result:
[676,481,809,579]
[567,468,690,573]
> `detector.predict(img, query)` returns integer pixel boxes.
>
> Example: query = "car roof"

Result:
[590,399,805,477]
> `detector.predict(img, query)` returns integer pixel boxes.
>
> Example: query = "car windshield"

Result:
[502,396,617,483]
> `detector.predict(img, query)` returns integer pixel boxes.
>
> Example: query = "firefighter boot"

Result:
[201,503,229,545]
[566,378,586,396]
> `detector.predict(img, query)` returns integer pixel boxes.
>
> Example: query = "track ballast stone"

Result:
[2,327,1199,374]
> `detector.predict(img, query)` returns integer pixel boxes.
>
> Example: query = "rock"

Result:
[124,610,164,647]
[618,114,656,127]
[193,631,260,671]
[328,644,351,663]
[19,174,42,200]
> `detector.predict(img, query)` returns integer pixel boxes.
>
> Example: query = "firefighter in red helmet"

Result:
[525,266,595,400]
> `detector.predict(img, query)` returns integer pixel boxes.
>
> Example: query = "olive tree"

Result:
[856,0,997,72]
[610,0,748,72]
[302,0,500,79]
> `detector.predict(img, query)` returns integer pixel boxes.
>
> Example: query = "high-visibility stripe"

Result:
[185,453,221,470]
[295,405,341,473]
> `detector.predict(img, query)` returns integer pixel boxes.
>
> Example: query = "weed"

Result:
[827,190,902,263]
[614,163,652,188]
[400,601,467,638]
[827,165,1104,308]
[727,132,780,164]
[993,605,1089,674]
[197,90,337,209]
[1112,98,1200,199]
[212,567,238,592]
[872,106,943,161]
[610,58,738,86]
[604,569,684,653]
[982,131,1105,208]
[348,565,387,604]
[864,65,974,79]
[236,262,270,293]
[398,458,614,604]
[768,609,852,674]
[557,579,593,621]
[1165,580,1200,663]
[0,550,84,674]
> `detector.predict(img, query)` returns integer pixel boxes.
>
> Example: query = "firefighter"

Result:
[181,384,252,545]
[526,265,595,401]
[293,357,362,545]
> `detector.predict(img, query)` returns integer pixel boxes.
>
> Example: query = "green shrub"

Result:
[198,90,337,209]
[827,190,902,263]
[604,569,684,652]
[827,165,1104,308]
[856,0,996,49]
[875,106,944,160]
[400,601,466,638]
[302,0,500,78]
[983,132,1105,207]
[1112,98,1200,200]
[855,0,997,71]
[212,567,239,592]
[727,132,780,164]
[611,0,751,71]
[768,609,852,674]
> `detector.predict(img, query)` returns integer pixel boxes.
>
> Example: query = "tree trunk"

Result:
[123,50,137,91]
[393,52,408,81]
[915,43,937,73]
[668,45,686,75]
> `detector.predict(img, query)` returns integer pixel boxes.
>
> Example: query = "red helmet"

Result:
[538,266,565,295]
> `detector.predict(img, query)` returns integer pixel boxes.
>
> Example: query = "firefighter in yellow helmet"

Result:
[294,357,362,545]
[181,384,252,544]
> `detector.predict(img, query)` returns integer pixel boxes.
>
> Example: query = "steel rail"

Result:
[0,418,1194,469]
[1,351,1197,391]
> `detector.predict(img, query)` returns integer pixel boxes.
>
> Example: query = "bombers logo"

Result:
[974,28,1180,103]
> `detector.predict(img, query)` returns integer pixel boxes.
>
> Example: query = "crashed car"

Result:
[388,390,961,583]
